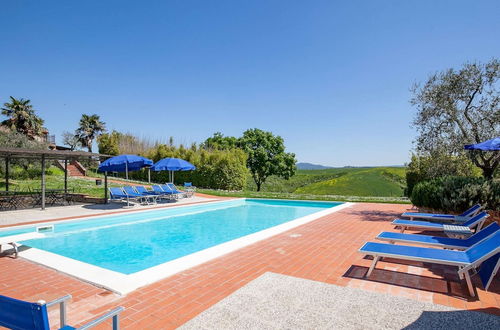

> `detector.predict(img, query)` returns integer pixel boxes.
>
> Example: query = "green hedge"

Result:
[411,176,500,212]
[127,148,248,190]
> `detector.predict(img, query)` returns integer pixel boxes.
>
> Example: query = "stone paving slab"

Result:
[0,196,215,226]
[180,272,500,329]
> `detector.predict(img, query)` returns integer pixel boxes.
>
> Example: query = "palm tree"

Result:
[75,114,106,152]
[1,96,46,139]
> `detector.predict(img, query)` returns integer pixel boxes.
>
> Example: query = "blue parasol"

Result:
[98,154,153,179]
[150,158,196,182]
[464,137,500,151]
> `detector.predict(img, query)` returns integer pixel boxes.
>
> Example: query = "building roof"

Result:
[0,147,111,160]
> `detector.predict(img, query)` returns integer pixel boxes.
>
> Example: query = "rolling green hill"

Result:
[246,167,407,197]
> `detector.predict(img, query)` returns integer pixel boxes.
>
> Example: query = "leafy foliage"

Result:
[191,149,248,190]
[200,132,238,150]
[61,131,82,150]
[239,128,296,191]
[0,166,121,197]
[75,114,106,152]
[0,130,48,171]
[411,59,500,178]
[97,130,120,155]
[98,130,158,156]
[405,153,481,196]
[1,96,46,139]
[125,143,249,190]
[411,177,500,212]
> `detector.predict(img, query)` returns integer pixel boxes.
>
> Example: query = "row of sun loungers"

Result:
[109,183,194,206]
[358,204,499,297]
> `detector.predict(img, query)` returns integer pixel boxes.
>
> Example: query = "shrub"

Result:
[127,147,248,190]
[411,176,500,212]
[0,130,48,173]
[405,153,480,197]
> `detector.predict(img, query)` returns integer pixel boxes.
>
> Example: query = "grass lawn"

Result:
[295,167,406,197]
[1,168,121,198]
[246,167,407,197]
[1,166,409,203]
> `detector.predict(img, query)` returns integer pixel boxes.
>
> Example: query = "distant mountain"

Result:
[296,162,333,170]
[297,163,405,170]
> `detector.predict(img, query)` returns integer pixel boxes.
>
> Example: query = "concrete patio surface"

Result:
[181,272,500,329]
[0,195,216,227]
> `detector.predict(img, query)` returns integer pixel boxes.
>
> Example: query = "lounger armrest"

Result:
[78,307,124,330]
[46,294,72,327]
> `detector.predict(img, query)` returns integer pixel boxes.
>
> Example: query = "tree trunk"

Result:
[87,139,92,153]
[256,182,261,191]
[481,166,495,180]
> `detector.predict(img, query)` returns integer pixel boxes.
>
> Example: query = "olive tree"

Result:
[61,131,81,150]
[238,128,296,191]
[411,59,500,178]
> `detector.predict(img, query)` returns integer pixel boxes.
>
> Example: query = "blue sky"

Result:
[1,1,499,166]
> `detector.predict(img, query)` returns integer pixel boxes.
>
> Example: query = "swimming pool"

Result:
[2,199,348,293]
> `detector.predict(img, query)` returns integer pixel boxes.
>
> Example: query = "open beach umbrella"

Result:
[98,154,153,179]
[150,157,196,183]
[464,137,500,151]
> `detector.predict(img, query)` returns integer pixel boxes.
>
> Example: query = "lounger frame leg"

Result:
[366,256,379,277]
[464,271,475,297]
[485,259,500,291]
[400,226,406,233]
[476,220,485,232]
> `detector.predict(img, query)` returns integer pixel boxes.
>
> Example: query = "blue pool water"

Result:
[5,199,341,274]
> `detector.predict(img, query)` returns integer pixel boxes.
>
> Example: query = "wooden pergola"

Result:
[0,147,111,210]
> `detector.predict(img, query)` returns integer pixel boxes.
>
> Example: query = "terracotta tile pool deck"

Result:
[0,202,498,329]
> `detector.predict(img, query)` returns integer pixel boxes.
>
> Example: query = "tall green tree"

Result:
[201,132,239,150]
[238,128,296,191]
[1,96,46,139]
[75,114,106,152]
[411,59,500,178]
[97,131,120,155]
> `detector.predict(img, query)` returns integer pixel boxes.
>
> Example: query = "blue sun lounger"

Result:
[377,223,500,250]
[401,204,483,222]
[167,183,187,198]
[151,185,175,201]
[161,184,183,199]
[134,186,159,204]
[123,186,151,205]
[359,230,500,296]
[109,187,142,206]
[392,211,488,234]
[0,294,123,330]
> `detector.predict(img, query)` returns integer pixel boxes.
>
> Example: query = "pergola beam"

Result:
[0,147,108,160]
